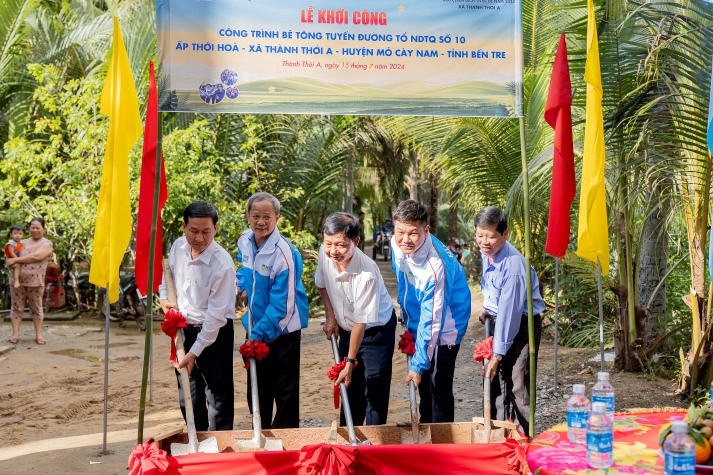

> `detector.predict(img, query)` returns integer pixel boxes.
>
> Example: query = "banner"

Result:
[156,0,523,117]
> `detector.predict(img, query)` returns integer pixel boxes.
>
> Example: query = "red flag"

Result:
[135,60,167,295]
[544,34,576,258]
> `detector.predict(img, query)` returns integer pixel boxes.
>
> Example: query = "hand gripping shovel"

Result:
[399,355,432,444]
[162,259,219,455]
[330,334,370,446]
[234,307,283,451]
[472,315,506,443]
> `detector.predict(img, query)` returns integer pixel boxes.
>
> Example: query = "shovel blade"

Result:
[399,426,432,444]
[235,435,284,452]
[170,436,219,455]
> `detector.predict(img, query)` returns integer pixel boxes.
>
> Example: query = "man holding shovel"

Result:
[159,201,236,431]
[316,212,396,426]
[236,192,309,429]
[475,206,544,437]
[391,200,471,423]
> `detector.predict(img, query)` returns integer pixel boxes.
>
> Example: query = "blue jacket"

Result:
[391,234,471,374]
[236,227,309,342]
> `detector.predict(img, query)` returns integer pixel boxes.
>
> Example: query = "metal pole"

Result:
[102,285,111,454]
[553,257,559,390]
[597,257,605,371]
[519,117,536,439]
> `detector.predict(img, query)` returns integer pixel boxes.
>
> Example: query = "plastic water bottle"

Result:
[663,420,695,475]
[566,383,590,444]
[587,401,613,469]
[591,371,615,418]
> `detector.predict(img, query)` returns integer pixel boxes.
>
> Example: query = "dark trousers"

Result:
[337,311,396,426]
[176,320,234,431]
[487,313,542,436]
[246,330,301,429]
[419,343,460,423]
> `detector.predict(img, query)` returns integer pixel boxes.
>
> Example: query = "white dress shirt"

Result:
[159,236,236,356]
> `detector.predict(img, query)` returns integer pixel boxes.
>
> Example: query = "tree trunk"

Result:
[428,172,438,233]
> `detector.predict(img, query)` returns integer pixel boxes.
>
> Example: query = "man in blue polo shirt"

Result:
[475,206,544,436]
[391,200,471,423]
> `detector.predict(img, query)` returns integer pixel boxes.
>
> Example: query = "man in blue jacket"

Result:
[236,192,309,429]
[391,200,471,423]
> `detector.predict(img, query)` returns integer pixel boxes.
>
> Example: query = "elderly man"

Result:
[316,212,396,426]
[159,201,236,431]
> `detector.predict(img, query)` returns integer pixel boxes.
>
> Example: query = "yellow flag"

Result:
[576,0,609,275]
[89,17,141,302]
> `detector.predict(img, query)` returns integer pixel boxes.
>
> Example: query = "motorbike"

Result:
[96,273,146,331]
[372,230,393,261]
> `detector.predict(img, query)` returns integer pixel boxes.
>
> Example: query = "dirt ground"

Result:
[0,254,689,475]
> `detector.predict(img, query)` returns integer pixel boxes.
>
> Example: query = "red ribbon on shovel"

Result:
[398,331,415,356]
[327,360,357,409]
[161,309,187,364]
[473,336,493,362]
[238,340,270,369]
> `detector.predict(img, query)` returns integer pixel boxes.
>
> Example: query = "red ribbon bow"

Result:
[239,340,270,369]
[161,309,187,364]
[298,443,359,475]
[473,336,493,362]
[128,439,171,475]
[327,360,357,409]
[398,331,415,355]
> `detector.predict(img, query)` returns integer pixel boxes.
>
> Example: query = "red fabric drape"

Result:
[327,360,357,409]
[544,34,575,259]
[133,440,527,474]
[161,309,187,363]
[135,60,168,295]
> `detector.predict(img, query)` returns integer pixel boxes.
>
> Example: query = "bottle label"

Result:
[592,395,615,413]
[567,410,589,429]
[587,430,613,453]
[664,453,695,474]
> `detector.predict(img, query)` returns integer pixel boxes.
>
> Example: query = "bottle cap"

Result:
[671,420,689,434]
[597,371,610,381]
[573,383,585,394]
[592,402,607,413]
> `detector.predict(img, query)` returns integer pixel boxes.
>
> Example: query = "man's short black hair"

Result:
[322,212,360,241]
[474,206,507,235]
[392,200,428,224]
[184,201,218,225]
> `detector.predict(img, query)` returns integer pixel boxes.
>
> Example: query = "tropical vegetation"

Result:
[2,0,713,395]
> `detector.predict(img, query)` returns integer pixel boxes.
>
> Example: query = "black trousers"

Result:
[246,329,301,429]
[337,310,396,426]
[419,343,460,423]
[487,313,542,436]
[176,320,234,431]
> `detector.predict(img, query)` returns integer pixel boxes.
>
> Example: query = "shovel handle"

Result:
[330,334,357,445]
[483,315,493,442]
[162,259,199,453]
[407,355,420,443]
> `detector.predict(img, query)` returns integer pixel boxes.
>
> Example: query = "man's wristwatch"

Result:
[493,354,504,362]
[345,357,357,364]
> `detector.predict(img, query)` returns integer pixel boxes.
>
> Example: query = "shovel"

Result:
[162,259,219,455]
[400,355,432,444]
[234,306,283,451]
[330,334,370,446]
[472,315,507,443]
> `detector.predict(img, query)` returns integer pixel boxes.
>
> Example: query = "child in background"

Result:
[4,225,25,288]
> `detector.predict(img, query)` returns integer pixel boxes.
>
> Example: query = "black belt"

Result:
[183,324,202,333]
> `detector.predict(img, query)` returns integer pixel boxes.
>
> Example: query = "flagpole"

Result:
[597,256,605,371]
[102,285,111,454]
[519,116,536,439]
[553,257,559,390]
[137,111,163,444]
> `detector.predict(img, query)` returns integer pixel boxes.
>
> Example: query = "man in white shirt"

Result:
[316,212,396,426]
[159,201,237,431]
